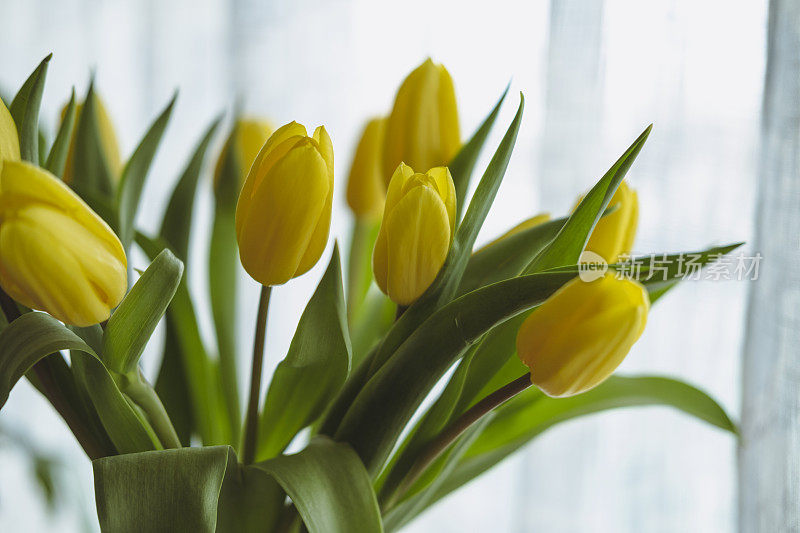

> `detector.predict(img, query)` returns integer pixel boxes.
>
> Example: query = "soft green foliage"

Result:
[46,88,76,177]
[0,56,742,532]
[116,94,176,249]
[9,54,50,163]
[103,249,183,375]
[94,437,382,533]
[71,81,115,197]
[257,246,351,460]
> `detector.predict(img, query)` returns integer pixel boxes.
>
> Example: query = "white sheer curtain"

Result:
[0,1,780,531]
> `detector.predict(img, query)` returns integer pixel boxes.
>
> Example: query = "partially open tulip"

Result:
[61,93,122,183]
[582,181,638,263]
[0,99,19,162]
[383,59,460,179]
[346,117,387,219]
[516,274,649,397]
[214,118,274,192]
[373,163,456,305]
[0,161,127,326]
[235,121,333,286]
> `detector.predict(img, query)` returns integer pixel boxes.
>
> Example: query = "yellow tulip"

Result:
[0,98,20,162]
[516,274,649,398]
[383,59,460,179]
[0,161,127,326]
[235,121,333,286]
[582,181,638,263]
[373,163,456,305]
[476,213,550,253]
[346,117,387,219]
[214,118,274,191]
[61,94,122,183]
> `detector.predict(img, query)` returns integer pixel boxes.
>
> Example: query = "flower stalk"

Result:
[380,372,532,510]
[242,285,272,464]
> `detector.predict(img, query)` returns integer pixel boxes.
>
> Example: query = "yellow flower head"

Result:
[581,181,638,263]
[373,163,456,306]
[516,274,649,398]
[0,161,127,326]
[0,98,20,163]
[383,59,460,180]
[346,117,387,219]
[61,93,122,183]
[235,121,333,286]
[214,117,274,192]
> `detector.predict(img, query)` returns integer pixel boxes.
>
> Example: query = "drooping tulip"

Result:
[372,163,456,305]
[383,59,460,179]
[346,117,387,219]
[235,121,333,286]
[0,161,127,326]
[516,274,649,398]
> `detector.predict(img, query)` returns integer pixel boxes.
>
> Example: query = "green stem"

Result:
[347,218,379,322]
[242,285,272,464]
[122,373,182,449]
[380,373,532,510]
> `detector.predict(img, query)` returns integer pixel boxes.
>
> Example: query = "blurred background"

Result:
[1,0,797,531]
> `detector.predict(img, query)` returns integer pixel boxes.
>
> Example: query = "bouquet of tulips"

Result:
[0,55,739,532]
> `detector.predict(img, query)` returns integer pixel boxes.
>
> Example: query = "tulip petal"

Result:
[384,185,451,305]
[238,140,329,285]
[0,99,20,162]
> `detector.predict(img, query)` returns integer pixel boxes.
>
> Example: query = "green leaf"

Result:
[94,445,234,533]
[382,416,492,532]
[70,81,116,198]
[160,115,222,260]
[116,94,176,250]
[9,54,51,163]
[46,88,76,177]
[458,215,567,295]
[427,375,736,510]
[0,313,161,454]
[449,84,509,220]
[257,246,351,460]
[103,249,184,375]
[334,270,575,474]
[368,94,526,376]
[137,233,230,446]
[209,125,244,445]
[251,436,383,533]
[525,125,651,273]
[346,218,382,322]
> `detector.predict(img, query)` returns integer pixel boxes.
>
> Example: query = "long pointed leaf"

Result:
[117,94,176,250]
[257,246,351,460]
[9,54,51,163]
[46,88,76,177]
[70,81,115,197]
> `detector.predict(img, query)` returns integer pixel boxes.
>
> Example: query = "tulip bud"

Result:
[477,213,550,253]
[235,121,333,286]
[61,93,122,183]
[383,59,460,179]
[214,118,274,192]
[372,163,456,305]
[346,117,387,219]
[516,274,649,398]
[582,181,638,263]
[0,98,20,162]
[0,161,127,326]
